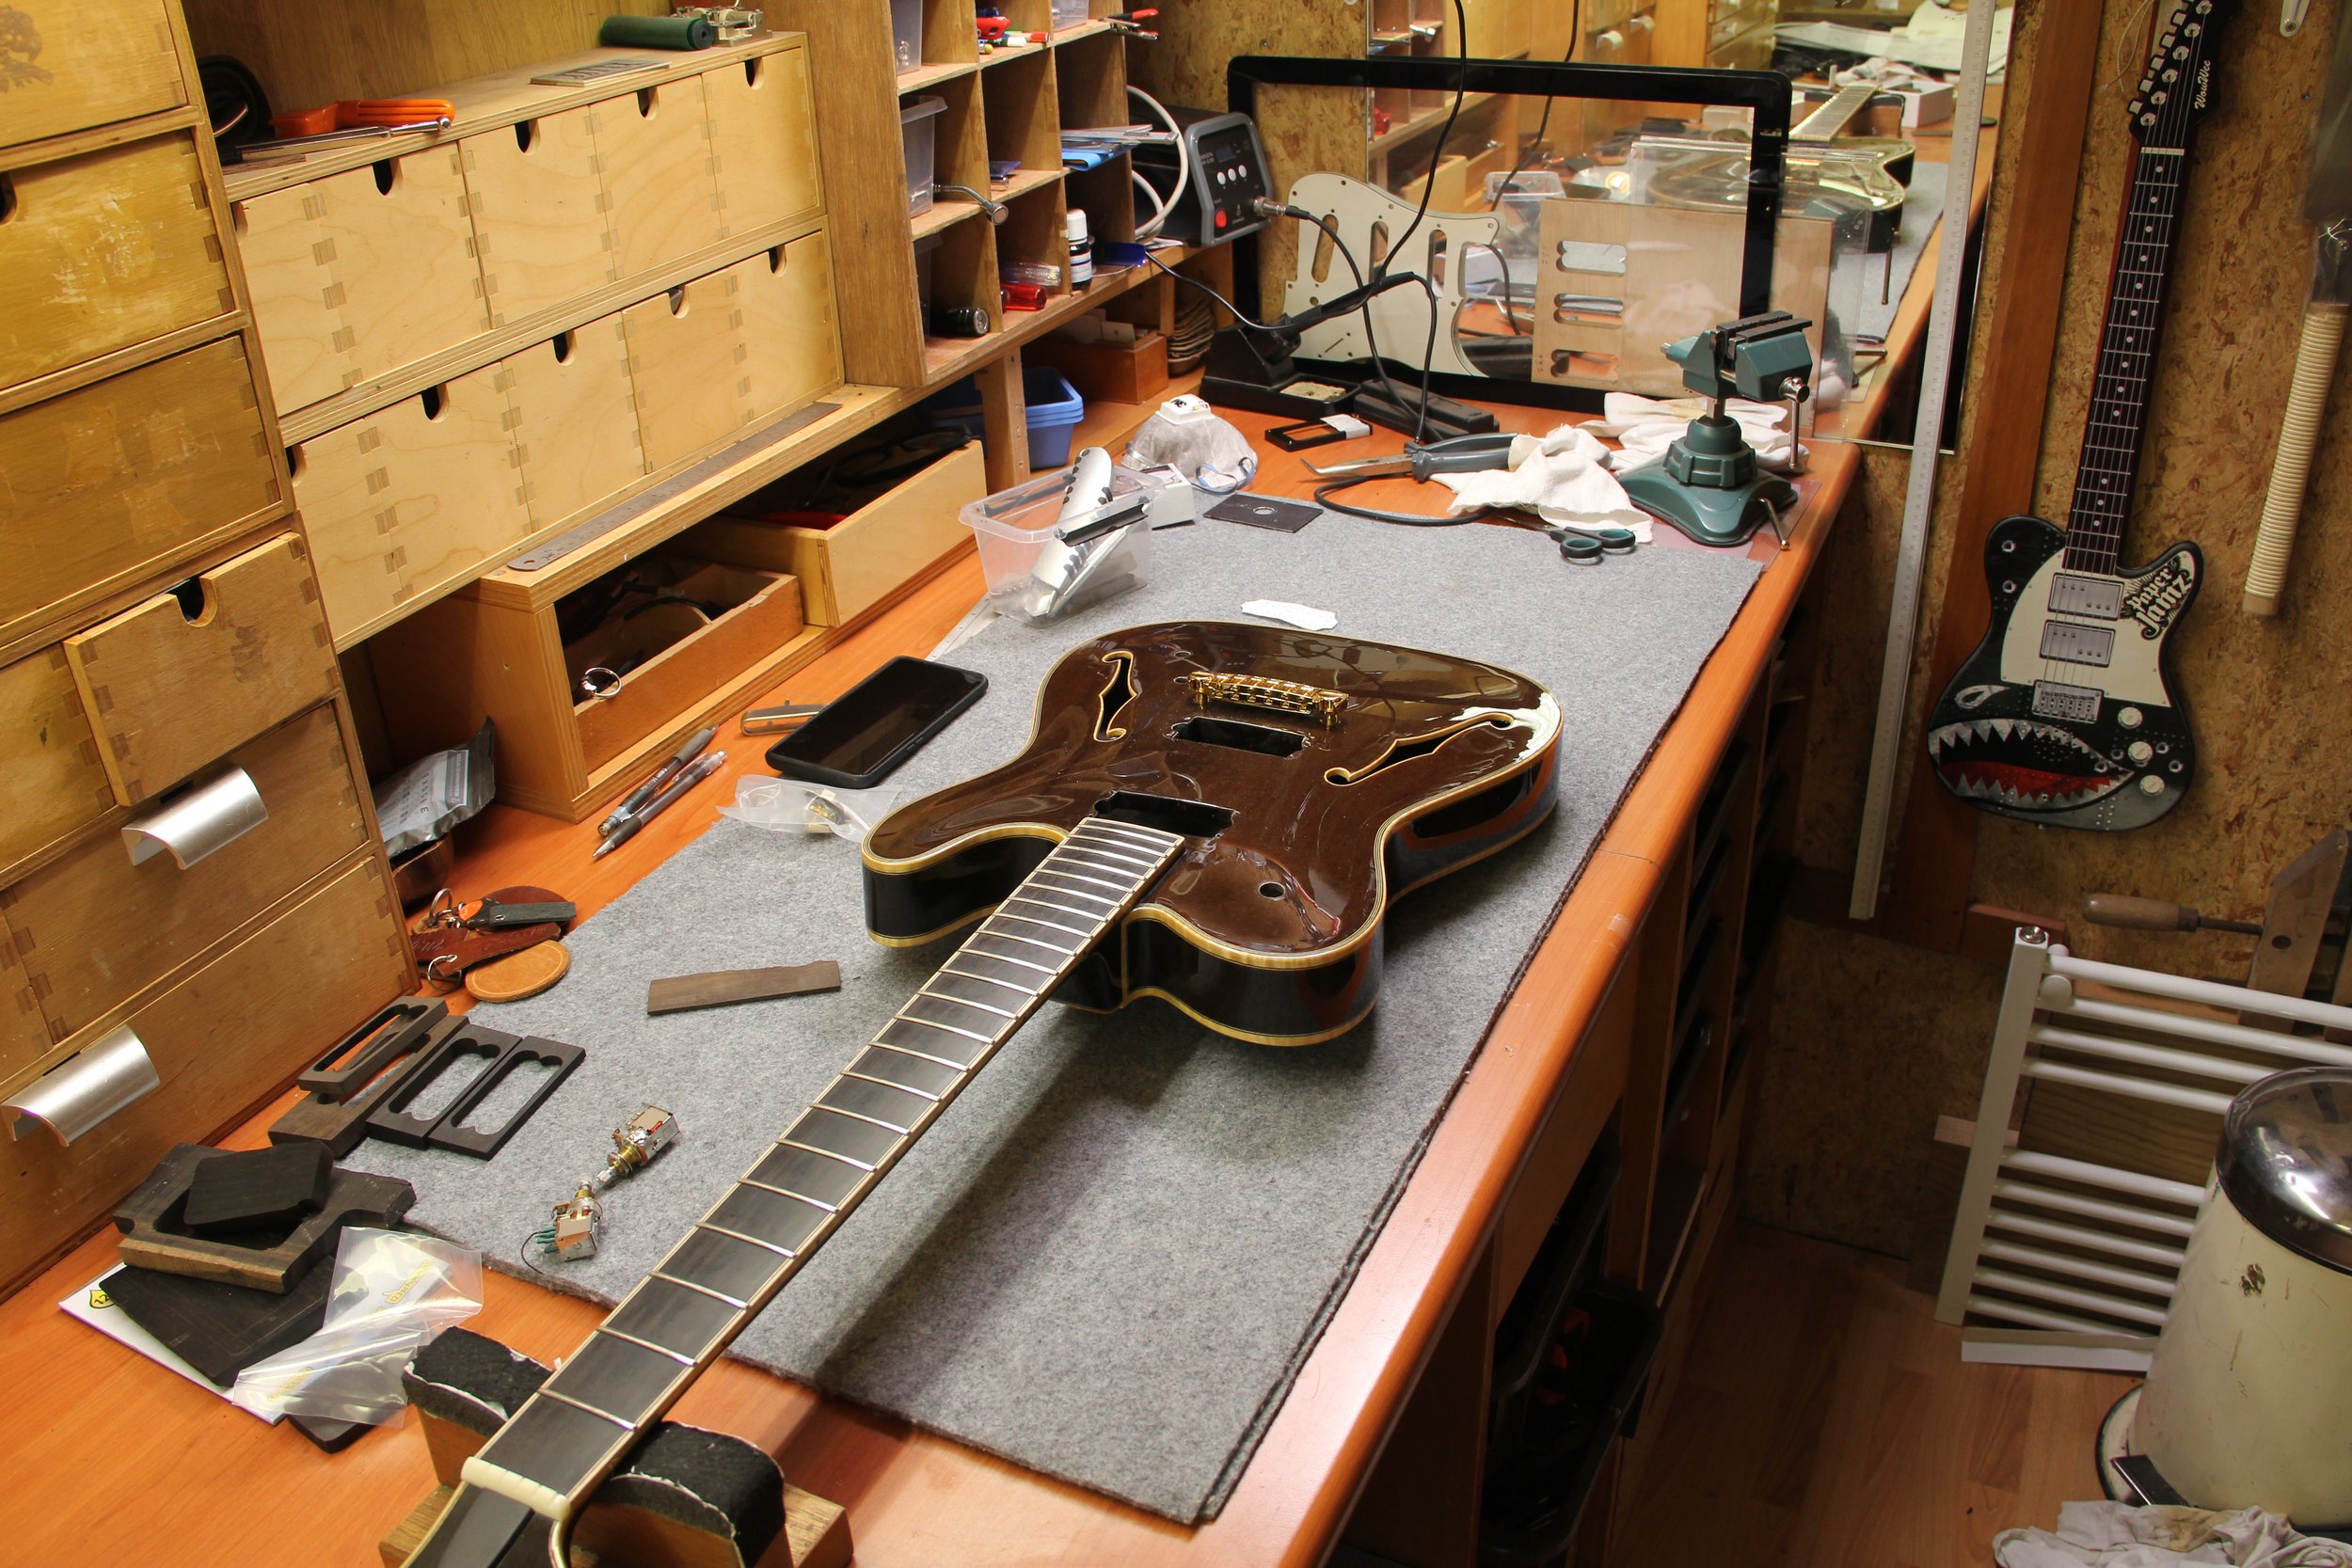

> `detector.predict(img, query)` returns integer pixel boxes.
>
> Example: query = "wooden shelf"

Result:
[1369,89,1501,158]
[980,42,1052,69]
[919,245,1187,385]
[995,165,1065,200]
[898,59,979,92]
[913,198,989,240]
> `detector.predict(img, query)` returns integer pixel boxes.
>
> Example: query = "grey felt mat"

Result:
[349,508,1759,1522]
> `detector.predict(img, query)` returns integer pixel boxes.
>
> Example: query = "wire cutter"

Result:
[1301,432,1519,482]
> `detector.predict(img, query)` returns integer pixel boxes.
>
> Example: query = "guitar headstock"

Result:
[2128,0,2239,145]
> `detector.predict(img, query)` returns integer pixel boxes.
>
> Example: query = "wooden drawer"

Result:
[0,0,186,152]
[689,438,982,626]
[64,532,339,806]
[508,314,645,530]
[622,272,753,470]
[3,703,370,1042]
[294,363,531,646]
[0,335,282,654]
[0,855,405,1294]
[705,48,823,235]
[735,232,843,421]
[463,104,618,326]
[569,558,805,769]
[234,146,490,417]
[0,648,112,875]
[595,82,723,280]
[0,908,48,1087]
[0,131,233,393]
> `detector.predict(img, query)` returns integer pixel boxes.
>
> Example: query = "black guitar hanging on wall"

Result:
[1926,0,2236,832]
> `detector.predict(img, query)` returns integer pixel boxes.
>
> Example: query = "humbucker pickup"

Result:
[2039,620,2116,667]
[2048,574,2124,619]
[2030,680,2103,723]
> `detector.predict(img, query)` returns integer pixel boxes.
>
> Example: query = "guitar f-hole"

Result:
[1095,652,1138,740]
[1327,716,1513,785]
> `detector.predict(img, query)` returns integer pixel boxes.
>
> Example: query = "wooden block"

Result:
[115,1141,412,1291]
[0,646,112,879]
[623,270,754,472]
[0,856,407,1296]
[705,46,824,236]
[734,234,844,422]
[180,1141,333,1234]
[0,132,233,393]
[571,562,805,771]
[0,0,186,151]
[647,961,841,1015]
[0,705,369,1039]
[767,439,982,626]
[298,996,447,1100]
[507,314,646,531]
[272,1014,448,1159]
[294,362,532,646]
[595,80,725,281]
[461,104,617,326]
[64,533,340,806]
[1025,331,1169,406]
[0,337,283,651]
[384,1482,849,1568]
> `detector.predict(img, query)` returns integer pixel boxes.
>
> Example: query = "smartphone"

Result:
[764,657,987,788]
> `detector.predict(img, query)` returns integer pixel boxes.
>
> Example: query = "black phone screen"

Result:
[764,657,988,788]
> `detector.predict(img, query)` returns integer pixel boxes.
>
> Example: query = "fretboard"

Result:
[463,816,1185,1521]
[2065,142,2188,573]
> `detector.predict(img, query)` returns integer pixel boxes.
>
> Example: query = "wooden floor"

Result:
[1608,1223,2128,1568]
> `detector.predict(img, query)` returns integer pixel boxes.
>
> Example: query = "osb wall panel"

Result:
[1746,0,2352,1256]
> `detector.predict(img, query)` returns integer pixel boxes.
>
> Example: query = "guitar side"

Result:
[1927,514,2201,832]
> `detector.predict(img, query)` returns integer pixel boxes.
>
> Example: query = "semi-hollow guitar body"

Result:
[864,621,1563,1043]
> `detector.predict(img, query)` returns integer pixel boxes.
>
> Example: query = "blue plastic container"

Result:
[925,368,1088,468]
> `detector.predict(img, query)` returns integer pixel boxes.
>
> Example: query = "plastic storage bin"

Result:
[961,466,1152,624]
[926,367,1088,467]
[891,0,923,70]
[901,95,946,216]
[1051,0,1091,25]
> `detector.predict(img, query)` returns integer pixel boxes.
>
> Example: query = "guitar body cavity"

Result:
[1926,515,2201,831]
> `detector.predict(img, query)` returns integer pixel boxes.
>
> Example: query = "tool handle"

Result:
[2244,300,2346,616]
[2083,895,2201,931]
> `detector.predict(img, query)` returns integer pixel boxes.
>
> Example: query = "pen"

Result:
[599,726,715,837]
[593,752,726,859]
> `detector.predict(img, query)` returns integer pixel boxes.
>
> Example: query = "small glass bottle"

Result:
[1066,207,1094,285]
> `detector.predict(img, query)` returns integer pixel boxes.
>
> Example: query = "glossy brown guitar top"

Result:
[864,622,1561,1043]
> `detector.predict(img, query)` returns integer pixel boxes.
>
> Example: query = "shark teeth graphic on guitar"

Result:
[1927,717,2127,811]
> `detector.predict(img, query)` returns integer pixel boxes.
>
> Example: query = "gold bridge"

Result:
[1186,671,1347,728]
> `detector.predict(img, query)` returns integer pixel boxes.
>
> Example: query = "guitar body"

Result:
[864,622,1562,1044]
[1928,515,2201,831]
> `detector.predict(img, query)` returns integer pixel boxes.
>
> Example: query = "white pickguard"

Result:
[1995,554,2176,705]
[1278,173,1501,378]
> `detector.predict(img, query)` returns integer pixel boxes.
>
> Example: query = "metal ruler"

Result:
[1846,0,1999,922]
[506,401,841,572]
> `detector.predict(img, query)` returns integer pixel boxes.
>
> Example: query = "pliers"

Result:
[1301,431,1518,482]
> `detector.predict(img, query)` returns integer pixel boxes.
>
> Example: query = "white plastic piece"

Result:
[1242,600,1338,632]
[4,1024,161,1146]
[719,776,899,842]
[122,766,268,869]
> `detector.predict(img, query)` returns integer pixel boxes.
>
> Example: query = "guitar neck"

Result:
[1791,81,1875,143]
[452,816,1185,1529]
[2064,140,2192,573]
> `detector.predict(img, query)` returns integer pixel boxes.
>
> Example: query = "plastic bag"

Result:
[718,775,900,843]
[228,1228,483,1425]
[1123,395,1257,494]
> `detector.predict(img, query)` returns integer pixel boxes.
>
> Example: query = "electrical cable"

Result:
[1375,0,1474,286]
[1126,84,1188,241]
[1487,0,1581,214]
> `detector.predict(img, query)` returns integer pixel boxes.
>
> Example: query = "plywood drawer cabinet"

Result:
[737,234,844,424]
[0,131,236,394]
[2,704,371,1041]
[463,105,616,325]
[509,314,646,529]
[63,532,339,805]
[0,648,113,877]
[0,0,187,152]
[596,78,726,280]
[0,335,283,656]
[0,856,407,1292]
[705,48,824,235]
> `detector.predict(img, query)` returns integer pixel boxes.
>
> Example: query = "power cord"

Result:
[1487,0,1582,214]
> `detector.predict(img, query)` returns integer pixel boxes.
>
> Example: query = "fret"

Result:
[787,1105,902,1166]
[595,1325,697,1366]
[604,1277,739,1357]
[962,934,1063,970]
[536,1386,639,1430]
[866,1036,976,1072]
[878,1017,987,1064]
[707,1184,832,1253]
[851,1045,963,1098]
[884,1008,993,1046]
[1074,822,1176,851]
[546,1335,699,1426]
[666,1227,794,1304]
[739,1174,839,1212]
[992,909,1094,940]
[930,966,1036,1006]
[817,1073,934,1132]
[648,1270,749,1310]
[1025,879,1121,909]
[1052,843,1153,871]
[476,1395,636,1495]
[699,1221,796,1259]
[896,994,1010,1040]
[778,1134,875,1173]
[914,985,1018,1020]
[1030,866,1129,896]
[842,1066,944,1101]
[976,923,1078,955]
[747,1143,865,1208]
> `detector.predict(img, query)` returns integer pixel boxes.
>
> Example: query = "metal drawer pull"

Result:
[121,766,268,869]
[5,1025,162,1146]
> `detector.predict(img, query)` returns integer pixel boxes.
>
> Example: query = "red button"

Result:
[1215,209,1227,229]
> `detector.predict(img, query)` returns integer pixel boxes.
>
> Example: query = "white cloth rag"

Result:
[1994,1503,2352,1568]
[1587,393,1805,473]
[1430,423,1652,539]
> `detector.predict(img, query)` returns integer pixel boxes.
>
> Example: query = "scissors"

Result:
[1549,523,1640,566]
[1301,432,1520,482]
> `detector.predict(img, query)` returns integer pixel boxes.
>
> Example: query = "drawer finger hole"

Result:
[167,574,215,626]
[0,173,15,225]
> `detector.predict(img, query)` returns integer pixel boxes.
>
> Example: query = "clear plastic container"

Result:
[891,0,923,71]
[961,467,1153,624]
[901,95,946,216]
[1052,0,1092,26]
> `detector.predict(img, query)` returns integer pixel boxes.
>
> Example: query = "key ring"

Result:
[580,667,623,700]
